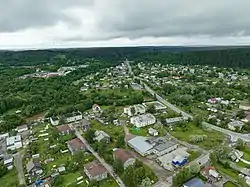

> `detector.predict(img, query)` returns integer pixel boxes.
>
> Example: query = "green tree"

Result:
[139,178,152,187]
[0,163,8,177]
[85,129,95,144]
[115,134,125,148]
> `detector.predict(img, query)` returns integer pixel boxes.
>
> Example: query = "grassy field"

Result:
[214,163,239,180]
[187,150,201,162]
[0,169,19,187]
[90,120,124,138]
[169,122,225,149]
[223,181,239,187]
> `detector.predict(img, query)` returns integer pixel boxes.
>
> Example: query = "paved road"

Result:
[69,124,125,187]
[14,150,26,186]
[126,60,250,143]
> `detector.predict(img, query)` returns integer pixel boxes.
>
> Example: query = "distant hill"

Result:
[0,46,250,67]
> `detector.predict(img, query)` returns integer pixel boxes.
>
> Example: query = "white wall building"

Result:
[65,112,82,123]
[6,135,22,150]
[17,125,28,133]
[148,128,158,136]
[124,104,146,116]
[50,117,59,126]
[130,113,156,128]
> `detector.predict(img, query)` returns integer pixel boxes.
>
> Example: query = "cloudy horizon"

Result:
[1,0,250,49]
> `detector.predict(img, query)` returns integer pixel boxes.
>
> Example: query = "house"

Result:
[26,159,43,176]
[6,135,22,150]
[124,104,146,116]
[241,114,250,123]
[130,113,156,128]
[94,130,110,143]
[183,178,206,187]
[201,166,221,181]
[113,149,136,169]
[65,111,82,123]
[207,98,218,104]
[148,128,158,136]
[92,104,101,112]
[50,117,59,126]
[56,124,74,135]
[84,160,108,181]
[165,117,188,125]
[239,102,250,111]
[81,119,91,131]
[17,125,28,133]
[152,138,178,156]
[143,101,167,111]
[172,155,188,167]
[228,120,245,131]
[3,155,14,170]
[67,138,86,155]
[128,136,154,156]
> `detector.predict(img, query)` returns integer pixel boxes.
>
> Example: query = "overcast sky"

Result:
[1,0,250,49]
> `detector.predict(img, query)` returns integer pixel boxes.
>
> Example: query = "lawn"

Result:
[0,169,19,187]
[169,122,225,149]
[187,150,201,162]
[100,179,119,187]
[214,163,239,180]
[223,181,239,187]
[90,120,124,138]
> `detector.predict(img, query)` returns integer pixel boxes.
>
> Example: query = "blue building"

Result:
[183,178,205,187]
[172,155,188,166]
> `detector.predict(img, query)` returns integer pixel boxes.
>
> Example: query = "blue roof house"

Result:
[172,155,188,167]
[183,178,205,187]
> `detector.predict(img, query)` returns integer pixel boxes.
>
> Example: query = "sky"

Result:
[1,0,250,49]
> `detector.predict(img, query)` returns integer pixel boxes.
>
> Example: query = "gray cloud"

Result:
[1,0,250,48]
[95,0,250,38]
[0,0,92,32]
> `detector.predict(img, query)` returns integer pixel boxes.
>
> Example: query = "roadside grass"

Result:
[169,122,225,149]
[223,181,239,187]
[214,163,239,180]
[0,169,19,187]
[187,150,201,162]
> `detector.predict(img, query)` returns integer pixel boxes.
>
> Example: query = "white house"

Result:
[17,125,28,133]
[50,117,59,126]
[228,120,245,131]
[6,135,22,150]
[124,104,146,116]
[130,113,156,128]
[65,111,82,123]
[148,128,158,136]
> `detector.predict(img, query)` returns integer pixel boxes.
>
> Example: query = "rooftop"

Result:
[154,140,177,152]
[228,120,245,127]
[56,124,72,132]
[67,138,86,150]
[6,135,21,146]
[114,149,134,164]
[128,136,153,154]
[84,160,107,177]
[183,178,205,187]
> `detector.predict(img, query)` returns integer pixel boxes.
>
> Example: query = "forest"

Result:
[1,46,250,67]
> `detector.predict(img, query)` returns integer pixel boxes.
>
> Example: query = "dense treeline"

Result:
[133,48,250,68]
[1,46,250,67]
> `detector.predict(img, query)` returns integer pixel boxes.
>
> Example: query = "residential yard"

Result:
[90,120,124,139]
[128,125,166,137]
[168,122,225,149]
[0,168,19,187]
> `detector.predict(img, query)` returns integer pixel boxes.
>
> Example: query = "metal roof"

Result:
[128,136,153,154]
